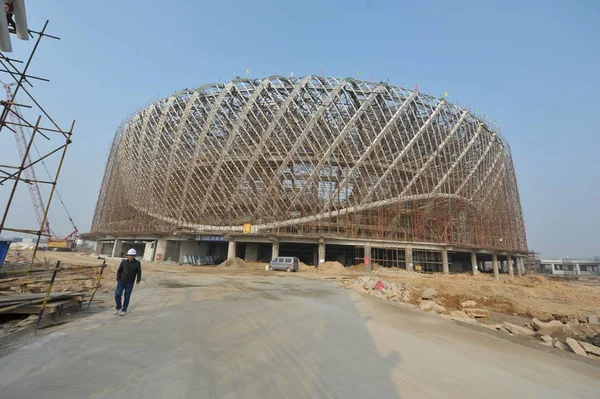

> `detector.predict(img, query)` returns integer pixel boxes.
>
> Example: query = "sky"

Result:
[0,1,598,258]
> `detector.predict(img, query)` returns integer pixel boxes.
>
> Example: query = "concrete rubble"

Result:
[579,341,600,356]
[460,300,477,309]
[464,308,490,318]
[566,338,588,357]
[503,322,538,337]
[339,276,600,362]
[419,300,446,314]
[553,339,570,351]
[450,310,470,319]
[421,288,437,300]
[531,318,545,331]
[540,335,554,345]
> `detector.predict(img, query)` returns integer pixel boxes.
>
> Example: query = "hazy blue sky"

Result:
[0,1,598,258]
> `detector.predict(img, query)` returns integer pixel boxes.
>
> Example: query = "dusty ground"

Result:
[1,267,599,398]
[4,250,600,322]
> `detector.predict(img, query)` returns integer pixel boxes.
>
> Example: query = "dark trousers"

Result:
[115,281,134,311]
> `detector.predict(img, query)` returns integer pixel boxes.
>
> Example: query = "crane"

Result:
[3,81,52,244]
[2,81,78,249]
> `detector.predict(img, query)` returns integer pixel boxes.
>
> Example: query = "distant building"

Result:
[538,258,600,276]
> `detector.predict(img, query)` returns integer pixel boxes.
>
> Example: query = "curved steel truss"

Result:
[91,76,527,252]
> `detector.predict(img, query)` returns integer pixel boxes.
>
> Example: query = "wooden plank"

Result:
[5,298,81,315]
[0,292,82,304]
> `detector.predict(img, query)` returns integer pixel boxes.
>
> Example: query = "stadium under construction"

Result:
[88,76,529,275]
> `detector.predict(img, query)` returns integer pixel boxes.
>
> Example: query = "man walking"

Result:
[114,248,142,316]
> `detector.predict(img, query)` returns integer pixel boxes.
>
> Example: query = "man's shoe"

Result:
[119,311,127,316]
[114,309,121,315]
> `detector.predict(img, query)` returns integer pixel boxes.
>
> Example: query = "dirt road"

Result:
[1,270,599,398]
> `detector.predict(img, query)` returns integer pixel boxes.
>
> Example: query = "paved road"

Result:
[0,274,599,398]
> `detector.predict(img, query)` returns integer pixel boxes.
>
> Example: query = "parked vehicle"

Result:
[268,256,299,272]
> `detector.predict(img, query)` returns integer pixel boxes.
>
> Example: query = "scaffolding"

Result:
[91,76,527,253]
[0,21,75,270]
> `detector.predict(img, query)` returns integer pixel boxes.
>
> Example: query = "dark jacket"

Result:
[117,258,142,284]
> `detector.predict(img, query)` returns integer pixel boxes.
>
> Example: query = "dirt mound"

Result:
[246,261,269,270]
[373,266,409,275]
[346,263,380,272]
[318,261,346,273]
[298,262,314,272]
[217,257,248,269]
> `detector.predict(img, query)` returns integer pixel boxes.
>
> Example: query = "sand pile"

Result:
[217,257,248,269]
[318,261,346,273]
[298,261,315,272]
[246,261,270,270]
[346,263,381,272]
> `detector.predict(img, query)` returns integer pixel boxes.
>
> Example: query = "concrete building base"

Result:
[91,232,528,276]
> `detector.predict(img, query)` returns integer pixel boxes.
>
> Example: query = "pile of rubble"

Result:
[342,276,414,302]
[484,316,600,359]
[341,276,600,360]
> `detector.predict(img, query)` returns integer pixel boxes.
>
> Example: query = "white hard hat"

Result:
[127,248,137,256]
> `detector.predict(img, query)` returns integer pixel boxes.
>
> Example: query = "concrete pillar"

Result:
[227,240,236,259]
[492,254,499,279]
[575,264,581,276]
[95,240,102,254]
[507,255,514,279]
[318,240,325,265]
[405,246,413,272]
[143,241,154,262]
[364,243,372,267]
[471,251,478,275]
[155,238,168,262]
[111,239,123,258]
[442,249,449,274]
[271,241,279,259]
[517,257,523,276]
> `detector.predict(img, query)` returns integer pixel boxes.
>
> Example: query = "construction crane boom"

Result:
[3,81,52,243]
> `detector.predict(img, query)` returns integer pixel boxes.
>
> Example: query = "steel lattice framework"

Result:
[91,76,527,252]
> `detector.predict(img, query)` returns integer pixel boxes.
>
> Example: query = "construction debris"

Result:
[541,335,554,345]
[421,288,437,300]
[503,322,537,337]
[464,308,490,318]
[0,260,106,334]
[450,310,470,319]
[460,300,477,309]
[419,301,446,313]
[579,341,600,356]
[553,339,570,351]
[566,338,588,357]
